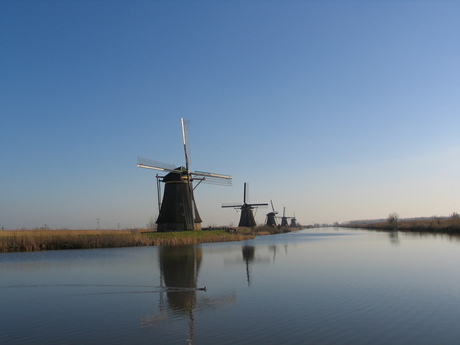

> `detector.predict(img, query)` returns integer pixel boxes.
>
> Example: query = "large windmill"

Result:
[265,200,278,227]
[222,183,268,228]
[138,118,232,232]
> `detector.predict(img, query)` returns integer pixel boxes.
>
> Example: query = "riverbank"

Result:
[0,229,255,253]
[342,217,460,234]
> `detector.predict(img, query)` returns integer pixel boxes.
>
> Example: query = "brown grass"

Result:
[344,217,460,233]
[0,229,254,253]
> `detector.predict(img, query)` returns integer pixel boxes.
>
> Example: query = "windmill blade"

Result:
[181,118,191,170]
[222,203,243,208]
[270,200,278,214]
[247,203,269,207]
[243,183,248,204]
[192,171,232,185]
[137,156,177,172]
[199,176,233,186]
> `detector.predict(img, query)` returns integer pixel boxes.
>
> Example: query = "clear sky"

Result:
[1,0,459,229]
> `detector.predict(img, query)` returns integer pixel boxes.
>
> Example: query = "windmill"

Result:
[222,183,268,228]
[138,118,232,232]
[265,200,278,227]
[280,207,295,227]
[290,213,298,227]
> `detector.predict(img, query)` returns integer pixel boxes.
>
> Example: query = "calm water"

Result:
[2,228,460,344]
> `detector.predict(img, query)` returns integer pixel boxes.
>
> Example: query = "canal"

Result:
[2,228,460,344]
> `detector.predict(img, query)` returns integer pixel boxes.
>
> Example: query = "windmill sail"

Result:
[137,156,177,172]
[193,171,232,185]
[181,118,191,170]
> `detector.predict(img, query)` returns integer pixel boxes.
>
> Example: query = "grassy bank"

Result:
[343,217,460,233]
[0,229,255,253]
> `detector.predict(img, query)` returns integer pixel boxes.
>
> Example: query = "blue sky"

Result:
[1,0,459,229]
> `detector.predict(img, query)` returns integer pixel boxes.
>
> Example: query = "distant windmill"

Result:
[222,183,268,227]
[280,207,295,227]
[138,118,232,232]
[265,200,278,227]
[290,213,298,227]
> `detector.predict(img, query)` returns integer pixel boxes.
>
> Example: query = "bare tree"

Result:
[387,213,399,230]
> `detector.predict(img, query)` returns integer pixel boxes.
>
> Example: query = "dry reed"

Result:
[345,217,460,233]
[0,229,254,253]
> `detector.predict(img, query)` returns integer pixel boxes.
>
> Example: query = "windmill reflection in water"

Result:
[141,245,236,344]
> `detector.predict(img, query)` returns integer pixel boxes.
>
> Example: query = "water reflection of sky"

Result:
[2,228,460,344]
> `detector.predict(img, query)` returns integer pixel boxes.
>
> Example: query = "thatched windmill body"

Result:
[138,118,232,232]
[222,183,267,227]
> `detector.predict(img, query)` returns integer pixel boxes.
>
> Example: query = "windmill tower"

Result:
[290,213,298,227]
[138,118,232,232]
[265,200,278,227]
[222,183,268,228]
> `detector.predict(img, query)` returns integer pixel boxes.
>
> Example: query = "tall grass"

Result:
[0,229,254,253]
[345,217,460,233]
